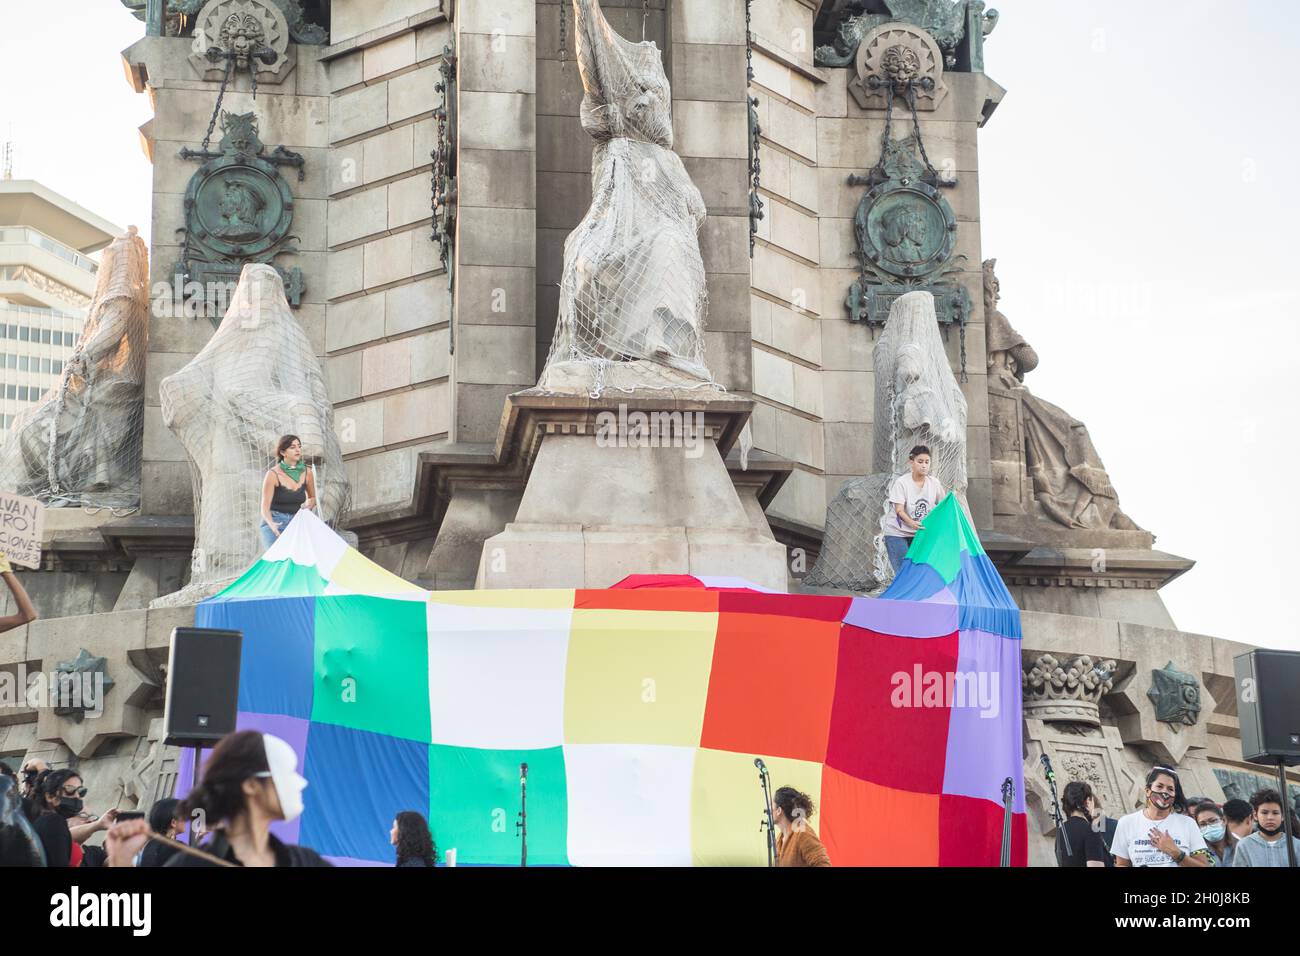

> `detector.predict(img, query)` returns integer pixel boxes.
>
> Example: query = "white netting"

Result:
[805,292,969,592]
[537,0,719,398]
[0,227,149,512]
[153,263,349,606]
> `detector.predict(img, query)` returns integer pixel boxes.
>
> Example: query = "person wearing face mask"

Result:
[1111,766,1211,867]
[31,769,90,867]
[105,730,328,868]
[1056,782,1109,867]
[1193,801,1234,867]
[1232,789,1300,867]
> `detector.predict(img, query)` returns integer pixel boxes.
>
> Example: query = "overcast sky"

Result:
[3,1,1296,651]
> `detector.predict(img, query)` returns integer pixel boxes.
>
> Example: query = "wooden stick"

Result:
[146,832,239,868]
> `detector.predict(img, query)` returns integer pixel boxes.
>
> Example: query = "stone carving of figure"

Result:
[982,259,1141,532]
[806,291,968,592]
[0,227,149,509]
[881,204,929,265]
[155,263,349,603]
[536,0,715,396]
[983,258,1038,388]
[216,178,265,241]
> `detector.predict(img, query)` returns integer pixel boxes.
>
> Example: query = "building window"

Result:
[5,354,13,369]
[40,358,50,374]
[40,329,50,344]
[4,385,13,399]
[18,327,28,342]
[17,386,28,401]
[52,360,63,374]
[17,356,27,372]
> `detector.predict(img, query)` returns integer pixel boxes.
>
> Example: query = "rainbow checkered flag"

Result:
[177,505,1025,865]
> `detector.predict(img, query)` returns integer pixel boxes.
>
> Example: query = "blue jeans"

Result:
[259,511,294,550]
[884,534,912,574]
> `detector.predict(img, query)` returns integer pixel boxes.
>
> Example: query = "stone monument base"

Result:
[476,390,788,590]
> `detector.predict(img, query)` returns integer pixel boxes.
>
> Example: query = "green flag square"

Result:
[427,744,569,866]
[312,595,431,743]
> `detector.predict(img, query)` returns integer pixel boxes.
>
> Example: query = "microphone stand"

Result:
[1000,776,1014,867]
[1041,754,1071,862]
[755,758,777,867]
[516,762,528,868]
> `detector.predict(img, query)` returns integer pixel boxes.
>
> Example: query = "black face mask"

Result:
[56,796,83,818]
[1258,820,1282,835]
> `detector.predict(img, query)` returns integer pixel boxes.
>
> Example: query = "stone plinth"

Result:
[476,391,789,590]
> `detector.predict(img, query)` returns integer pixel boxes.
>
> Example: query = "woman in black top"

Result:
[1057,781,1109,867]
[391,810,437,867]
[259,434,316,549]
[137,797,184,867]
[31,769,86,867]
[105,731,331,868]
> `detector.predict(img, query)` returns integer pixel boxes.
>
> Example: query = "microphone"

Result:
[520,762,528,784]
[1040,754,1055,781]
[754,757,768,775]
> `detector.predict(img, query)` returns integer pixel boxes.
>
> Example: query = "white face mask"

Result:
[260,733,307,823]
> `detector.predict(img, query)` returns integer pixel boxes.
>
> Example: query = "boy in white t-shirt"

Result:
[881,445,946,574]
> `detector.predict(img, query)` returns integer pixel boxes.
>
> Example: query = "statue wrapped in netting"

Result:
[0,227,149,511]
[805,291,969,592]
[154,263,349,605]
[536,0,718,397]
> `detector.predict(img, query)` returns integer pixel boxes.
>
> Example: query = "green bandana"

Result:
[279,460,306,482]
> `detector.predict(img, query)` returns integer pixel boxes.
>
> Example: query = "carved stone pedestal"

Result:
[476,392,789,590]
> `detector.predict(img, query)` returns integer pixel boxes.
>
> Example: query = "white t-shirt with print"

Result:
[882,473,944,538]
[1111,809,1208,867]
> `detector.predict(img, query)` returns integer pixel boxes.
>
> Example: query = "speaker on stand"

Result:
[163,627,243,825]
[1235,648,1300,867]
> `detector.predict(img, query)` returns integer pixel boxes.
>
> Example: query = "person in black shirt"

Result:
[258,434,316,549]
[392,810,437,867]
[136,797,184,867]
[1057,781,1109,867]
[31,769,85,867]
[106,730,330,868]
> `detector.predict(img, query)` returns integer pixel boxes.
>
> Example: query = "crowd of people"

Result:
[1056,764,1300,868]
[0,732,437,868]
[0,729,832,868]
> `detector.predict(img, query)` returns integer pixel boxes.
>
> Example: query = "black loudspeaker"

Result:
[1235,648,1300,767]
[164,627,242,748]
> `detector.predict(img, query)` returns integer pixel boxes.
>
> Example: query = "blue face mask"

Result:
[1200,823,1225,843]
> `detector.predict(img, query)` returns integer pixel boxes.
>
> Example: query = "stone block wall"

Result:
[321,9,454,519]
[747,0,826,534]
[455,0,539,444]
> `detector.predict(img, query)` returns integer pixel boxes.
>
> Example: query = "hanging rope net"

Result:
[805,291,969,593]
[153,263,350,606]
[536,0,720,398]
[0,227,149,513]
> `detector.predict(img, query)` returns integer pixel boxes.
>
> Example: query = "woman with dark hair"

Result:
[1056,781,1108,867]
[1111,766,1210,867]
[391,811,437,867]
[772,786,831,867]
[258,434,316,549]
[137,797,184,867]
[1192,801,1234,867]
[31,769,87,867]
[105,730,330,868]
